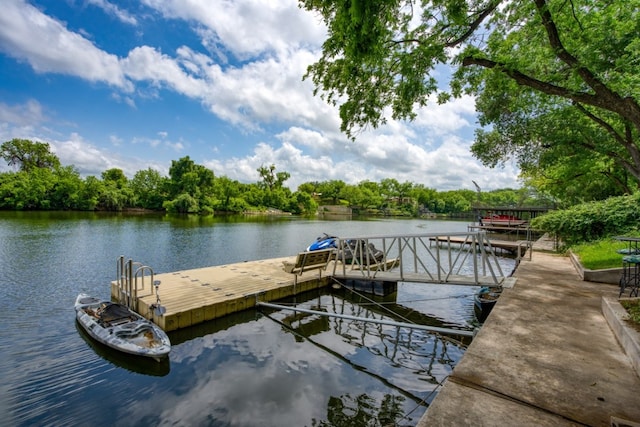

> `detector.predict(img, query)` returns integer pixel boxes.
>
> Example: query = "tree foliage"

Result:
[301,0,640,192]
[1,138,60,171]
[532,192,640,246]
[258,164,290,190]
[0,139,550,216]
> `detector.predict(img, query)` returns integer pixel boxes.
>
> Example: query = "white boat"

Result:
[75,293,170,361]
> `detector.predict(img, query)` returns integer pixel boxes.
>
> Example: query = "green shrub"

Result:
[532,193,640,246]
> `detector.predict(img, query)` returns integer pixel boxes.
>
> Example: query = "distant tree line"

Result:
[0,138,551,215]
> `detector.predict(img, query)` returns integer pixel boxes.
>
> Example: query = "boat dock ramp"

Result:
[111,231,515,332]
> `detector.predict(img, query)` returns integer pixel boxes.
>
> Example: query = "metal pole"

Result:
[256,301,475,337]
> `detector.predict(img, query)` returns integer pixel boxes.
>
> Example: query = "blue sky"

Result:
[0,0,520,191]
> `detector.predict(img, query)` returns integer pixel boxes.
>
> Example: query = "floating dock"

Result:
[110,255,456,332]
[111,256,328,332]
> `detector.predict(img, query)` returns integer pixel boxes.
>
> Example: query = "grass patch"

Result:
[620,299,640,325]
[570,239,629,270]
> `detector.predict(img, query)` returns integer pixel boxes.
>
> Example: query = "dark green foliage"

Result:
[531,193,640,245]
[620,299,640,325]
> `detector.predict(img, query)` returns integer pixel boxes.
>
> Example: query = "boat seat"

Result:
[97,302,137,325]
[283,248,336,285]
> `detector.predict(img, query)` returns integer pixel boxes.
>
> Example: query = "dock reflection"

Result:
[261,286,471,410]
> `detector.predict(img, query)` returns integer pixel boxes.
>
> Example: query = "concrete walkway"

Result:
[419,250,640,426]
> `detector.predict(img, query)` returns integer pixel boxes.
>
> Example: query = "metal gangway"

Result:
[330,231,513,287]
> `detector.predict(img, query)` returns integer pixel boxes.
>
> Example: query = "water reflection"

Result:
[79,286,468,427]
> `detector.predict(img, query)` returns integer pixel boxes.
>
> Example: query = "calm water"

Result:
[0,212,513,427]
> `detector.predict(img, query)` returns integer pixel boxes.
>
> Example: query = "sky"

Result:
[0,0,521,192]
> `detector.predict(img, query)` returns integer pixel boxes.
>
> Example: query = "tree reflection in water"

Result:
[312,393,405,427]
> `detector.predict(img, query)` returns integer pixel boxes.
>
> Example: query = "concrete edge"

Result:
[602,296,640,378]
[569,251,623,285]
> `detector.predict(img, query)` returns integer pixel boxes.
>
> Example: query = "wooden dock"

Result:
[111,256,330,332]
[429,236,531,257]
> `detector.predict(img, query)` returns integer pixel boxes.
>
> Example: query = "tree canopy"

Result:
[301,0,640,195]
[1,138,60,171]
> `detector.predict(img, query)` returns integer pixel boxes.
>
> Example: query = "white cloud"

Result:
[141,0,326,60]
[121,46,208,97]
[109,135,123,146]
[52,133,120,174]
[0,0,130,88]
[276,127,335,152]
[87,0,138,26]
[413,94,477,136]
[0,99,46,126]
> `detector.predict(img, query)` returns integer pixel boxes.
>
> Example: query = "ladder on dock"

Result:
[114,256,159,311]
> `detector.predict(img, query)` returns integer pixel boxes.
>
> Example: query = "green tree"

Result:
[288,191,318,214]
[50,166,84,209]
[257,164,290,191]
[168,157,215,197]
[357,181,384,209]
[101,168,128,189]
[1,138,60,171]
[411,184,438,209]
[79,176,103,210]
[213,176,243,212]
[297,181,320,196]
[166,156,215,213]
[317,180,346,205]
[301,0,640,191]
[164,193,199,214]
[99,168,133,210]
[130,168,167,210]
[1,168,55,209]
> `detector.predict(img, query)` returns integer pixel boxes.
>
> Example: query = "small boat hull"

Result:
[474,287,501,322]
[75,293,170,360]
[75,321,170,376]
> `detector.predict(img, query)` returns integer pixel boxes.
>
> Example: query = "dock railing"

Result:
[331,231,507,286]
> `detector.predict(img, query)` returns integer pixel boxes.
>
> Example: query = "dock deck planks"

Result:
[111,256,331,331]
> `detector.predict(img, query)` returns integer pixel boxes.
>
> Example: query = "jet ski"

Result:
[306,233,339,251]
[306,234,384,265]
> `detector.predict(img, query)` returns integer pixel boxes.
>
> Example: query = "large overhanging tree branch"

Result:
[461,56,640,129]
[463,0,640,132]
[301,0,640,193]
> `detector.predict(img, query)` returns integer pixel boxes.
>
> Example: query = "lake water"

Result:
[0,212,514,426]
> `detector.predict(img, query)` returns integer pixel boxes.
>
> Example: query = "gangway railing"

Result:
[331,231,507,286]
[115,256,157,310]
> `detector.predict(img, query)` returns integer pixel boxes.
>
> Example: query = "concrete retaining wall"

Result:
[569,251,623,285]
